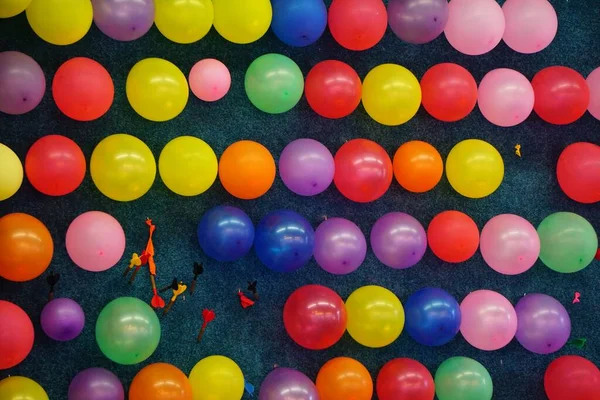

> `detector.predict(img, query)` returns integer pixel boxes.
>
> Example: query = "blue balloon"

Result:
[255,210,315,272]
[197,206,255,262]
[404,287,461,346]
[271,0,327,47]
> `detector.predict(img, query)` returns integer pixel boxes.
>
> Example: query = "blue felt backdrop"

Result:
[1,1,599,399]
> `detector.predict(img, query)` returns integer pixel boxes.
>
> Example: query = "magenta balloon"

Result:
[259,368,318,400]
[370,212,427,269]
[387,0,449,44]
[480,214,540,275]
[92,0,155,41]
[279,139,335,196]
[40,298,85,341]
[66,211,126,272]
[0,51,45,115]
[588,67,600,121]
[68,367,124,400]
[478,68,534,127]
[444,0,505,55]
[460,290,517,351]
[515,293,571,354]
[314,218,367,275]
[502,0,557,54]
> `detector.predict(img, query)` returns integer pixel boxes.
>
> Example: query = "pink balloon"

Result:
[444,0,505,55]
[502,0,557,54]
[66,211,126,272]
[478,68,534,127]
[480,214,540,275]
[587,67,600,121]
[189,59,231,102]
[460,290,517,351]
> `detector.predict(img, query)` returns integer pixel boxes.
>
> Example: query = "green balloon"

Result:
[95,297,160,365]
[537,212,598,273]
[245,53,304,114]
[435,357,493,400]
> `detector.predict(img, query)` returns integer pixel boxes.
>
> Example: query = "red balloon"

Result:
[283,284,347,350]
[0,300,34,370]
[545,356,600,400]
[334,139,393,203]
[557,142,600,204]
[532,66,590,125]
[25,135,86,196]
[305,60,362,119]
[52,57,114,121]
[421,63,478,122]
[328,0,387,51]
[427,211,479,263]
[377,358,434,400]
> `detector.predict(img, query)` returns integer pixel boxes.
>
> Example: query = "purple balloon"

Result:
[388,0,449,44]
[314,217,367,275]
[515,293,571,354]
[259,368,318,400]
[279,138,335,196]
[0,51,45,115]
[68,368,124,400]
[40,298,85,341]
[92,0,155,41]
[370,212,427,269]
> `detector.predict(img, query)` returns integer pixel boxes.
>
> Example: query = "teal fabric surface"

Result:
[1,1,599,399]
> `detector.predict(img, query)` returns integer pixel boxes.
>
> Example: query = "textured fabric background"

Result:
[1,1,599,399]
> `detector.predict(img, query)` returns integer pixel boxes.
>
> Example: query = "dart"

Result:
[46,271,60,302]
[159,278,178,293]
[190,262,204,295]
[163,281,187,315]
[197,309,215,342]
[247,280,259,299]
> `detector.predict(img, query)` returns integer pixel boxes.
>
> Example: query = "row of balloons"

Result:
[0,135,508,202]
[3,355,598,400]
[4,50,600,126]
[285,285,573,354]
[3,133,599,204]
[0,0,558,56]
[0,204,596,285]
[2,294,597,400]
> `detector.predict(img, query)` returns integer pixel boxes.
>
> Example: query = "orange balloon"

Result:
[129,363,193,400]
[316,357,373,400]
[0,213,53,282]
[218,140,276,199]
[393,141,443,193]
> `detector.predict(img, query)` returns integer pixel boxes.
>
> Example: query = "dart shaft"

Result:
[128,267,140,284]
[190,279,197,295]
[162,300,175,315]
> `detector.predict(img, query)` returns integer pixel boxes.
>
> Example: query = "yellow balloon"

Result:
[0,0,31,18]
[362,64,421,126]
[155,0,214,44]
[213,0,272,44]
[0,376,49,400]
[26,0,93,45]
[159,136,218,196]
[189,355,244,400]
[345,285,405,348]
[446,139,504,198]
[126,58,189,122]
[0,143,23,201]
[90,134,156,202]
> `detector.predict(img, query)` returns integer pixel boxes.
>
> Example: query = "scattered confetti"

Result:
[245,381,255,397]
[573,292,581,304]
[515,144,522,157]
[568,338,587,349]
